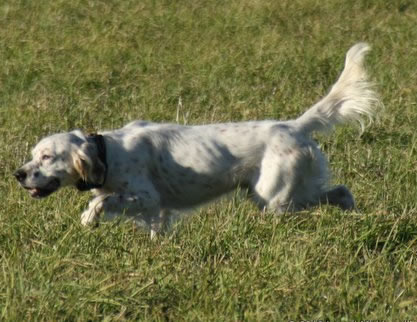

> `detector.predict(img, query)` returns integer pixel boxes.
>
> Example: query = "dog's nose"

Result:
[13,169,27,183]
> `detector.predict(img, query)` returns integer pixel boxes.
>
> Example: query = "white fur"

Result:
[15,43,380,237]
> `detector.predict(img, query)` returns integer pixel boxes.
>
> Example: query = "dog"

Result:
[14,43,380,238]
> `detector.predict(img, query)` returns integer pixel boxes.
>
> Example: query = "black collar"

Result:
[76,134,108,191]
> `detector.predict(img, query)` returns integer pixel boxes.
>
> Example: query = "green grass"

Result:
[1,0,417,320]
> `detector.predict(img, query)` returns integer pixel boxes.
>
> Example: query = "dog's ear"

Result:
[72,142,106,185]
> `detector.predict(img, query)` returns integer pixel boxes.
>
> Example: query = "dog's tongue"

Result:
[29,188,41,198]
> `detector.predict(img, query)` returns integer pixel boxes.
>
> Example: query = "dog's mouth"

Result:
[23,178,61,199]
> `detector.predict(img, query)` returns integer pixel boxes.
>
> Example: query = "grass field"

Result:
[1,0,417,320]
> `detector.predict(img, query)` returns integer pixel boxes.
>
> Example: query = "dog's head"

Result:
[14,130,106,198]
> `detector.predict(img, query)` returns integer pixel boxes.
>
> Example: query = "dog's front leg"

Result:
[80,191,164,238]
[81,194,108,226]
[147,209,173,239]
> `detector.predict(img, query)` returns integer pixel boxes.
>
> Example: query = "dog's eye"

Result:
[41,155,52,161]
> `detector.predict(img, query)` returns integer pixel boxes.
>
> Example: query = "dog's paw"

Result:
[81,209,99,226]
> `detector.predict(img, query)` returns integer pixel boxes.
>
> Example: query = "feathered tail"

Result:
[295,43,380,135]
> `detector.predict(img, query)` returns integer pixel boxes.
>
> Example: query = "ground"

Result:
[0,0,417,320]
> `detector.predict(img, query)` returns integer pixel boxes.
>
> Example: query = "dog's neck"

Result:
[76,134,108,191]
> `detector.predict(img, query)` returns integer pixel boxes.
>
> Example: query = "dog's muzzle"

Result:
[13,169,61,199]
[13,168,27,183]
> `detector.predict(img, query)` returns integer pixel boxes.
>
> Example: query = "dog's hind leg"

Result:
[249,149,300,214]
[250,143,330,214]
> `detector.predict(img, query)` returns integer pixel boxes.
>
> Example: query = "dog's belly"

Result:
[153,168,240,209]
[159,182,236,209]
[145,125,265,209]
